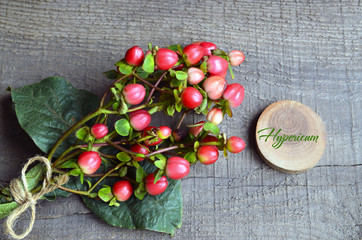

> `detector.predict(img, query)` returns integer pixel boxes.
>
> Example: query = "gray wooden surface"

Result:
[0,0,361,239]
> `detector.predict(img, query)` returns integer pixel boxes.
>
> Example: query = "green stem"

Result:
[87,162,126,193]
[58,186,90,196]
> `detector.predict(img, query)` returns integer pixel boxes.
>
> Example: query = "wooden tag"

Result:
[256,100,326,173]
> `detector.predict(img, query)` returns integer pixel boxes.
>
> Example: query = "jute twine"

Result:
[4,156,69,239]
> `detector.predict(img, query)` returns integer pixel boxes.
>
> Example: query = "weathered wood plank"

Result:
[0,0,360,239]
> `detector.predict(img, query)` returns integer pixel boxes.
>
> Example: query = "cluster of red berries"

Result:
[69,42,246,203]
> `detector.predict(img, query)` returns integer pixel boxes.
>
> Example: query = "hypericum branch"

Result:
[106,139,139,155]
[133,73,171,94]
[146,71,168,103]
[176,110,189,129]
[146,145,184,158]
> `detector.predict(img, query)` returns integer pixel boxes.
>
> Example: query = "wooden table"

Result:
[0,1,360,239]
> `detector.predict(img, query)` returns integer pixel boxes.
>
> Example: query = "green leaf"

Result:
[104,70,121,80]
[109,197,120,207]
[166,104,175,116]
[59,160,78,169]
[153,169,164,184]
[119,167,128,177]
[136,166,147,183]
[184,151,197,164]
[212,49,228,58]
[175,102,183,112]
[148,106,159,114]
[115,119,131,136]
[170,78,183,88]
[154,154,167,170]
[0,202,18,219]
[134,182,147,200]
[75,126,90,141]
[98,186,114,202]
[193,141,200,152]
[200,61,208,73]
[116,152,131,162]
[117,97,129,115]
[167,44,178,52]
[77,174,182,235]
[228,64,235,79]
[173,89,181,103]
[115,60,133,75]
[11,77,99,157]
[204,122,220,136]
[175,71,188,81]
[195,98,207,114]
[142,53,155,73]
[69,168,81,176]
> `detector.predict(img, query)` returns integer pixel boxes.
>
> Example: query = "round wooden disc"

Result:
[256,100,326,173]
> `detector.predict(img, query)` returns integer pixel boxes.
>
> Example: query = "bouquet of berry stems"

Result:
[1,41,246,239]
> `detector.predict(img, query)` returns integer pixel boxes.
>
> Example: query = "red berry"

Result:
[200,135,219,150]
[206,108,223,125]
[157,126,172,139]
[197,146,219,165]
[155,48,179,70]
[226,136,245,153]
[189,121,205,137]
[228,50,245,66]
[187,67,205,85]
[129,109,151,131]
[142,126,163,146]
[183,44,205,65]
[202,76,227,100]
[91,123,108,139]
[180,87,203,109]
[130,144,150,161]
[145,173,168,195]
[112,180,133,202]
[122,84,146,105]
[125,46,144,66]
[78,151,102,174]
[222,83,245,108]
[207,55,228,76]
[200,42,217,56]
[165,157,190,180]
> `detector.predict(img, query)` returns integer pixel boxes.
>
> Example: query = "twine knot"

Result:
[5,156,69,239]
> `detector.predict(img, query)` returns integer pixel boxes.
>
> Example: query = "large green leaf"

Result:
[76,160,183,235]
[11,77,99,157]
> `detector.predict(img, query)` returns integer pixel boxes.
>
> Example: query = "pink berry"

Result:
[202,76,227,100]
[226,136,245,153]
[228,50,245,66]
[200,42,217,56]
[222,83,245,108]
[207,55,228,76]
[187,67,205,85]
[181,87,203,109]
[197,146,219,165]
[142,126,163,146]
[183,44,205,65]
[129,109,151,131]
[157,126,172,139]
[155,48,179,70]
[165,157,190,180]
[91,123,108,139]
[112,180,133,201]
[78,151,102,174]
[125,46,144,66]
[145,173,168,195]
[122,84,146,105]
[206,108,223,125]
[189,121,205,137]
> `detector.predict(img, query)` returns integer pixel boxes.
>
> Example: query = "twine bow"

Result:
[5,156,69,239]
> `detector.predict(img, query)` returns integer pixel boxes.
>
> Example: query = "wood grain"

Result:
[0,0,361,239]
